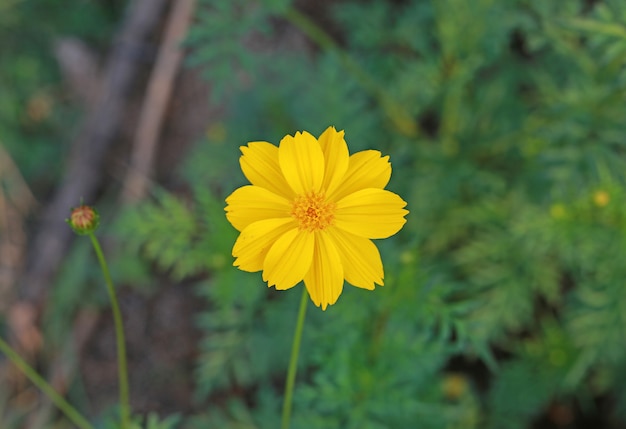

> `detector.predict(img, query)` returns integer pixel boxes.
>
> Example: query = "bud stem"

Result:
[88,232,131,429]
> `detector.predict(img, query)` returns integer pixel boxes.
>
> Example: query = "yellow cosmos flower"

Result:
[224,126,409,310]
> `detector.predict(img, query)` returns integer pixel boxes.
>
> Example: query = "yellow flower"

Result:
[225,126,409,310]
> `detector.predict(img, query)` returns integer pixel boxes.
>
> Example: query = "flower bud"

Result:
[67,204,99,235]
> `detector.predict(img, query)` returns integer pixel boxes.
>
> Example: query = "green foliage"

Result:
[109,0,626,427]
[102,412,181,429]
[115,188,236,282]
[187,1,273,102]
[0,0,116,186]
[181,400,258,429]
[487,321,580,429]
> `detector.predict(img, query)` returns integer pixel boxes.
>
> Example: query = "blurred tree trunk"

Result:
[16,0,169,338]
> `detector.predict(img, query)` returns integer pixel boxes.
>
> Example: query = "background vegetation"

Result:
[2,0,626,428]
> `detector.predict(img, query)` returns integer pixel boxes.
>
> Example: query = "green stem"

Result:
[0,337,95,429]
[281,287,309,429]
[88,233,130,429]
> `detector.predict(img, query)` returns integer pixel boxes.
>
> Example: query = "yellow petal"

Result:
[240,142,294,199]
[327,227,383,290]
[334,188,408,239]
[232,218,296,272]
[318,127,349,197]
[225,185,291,231]
[304,231,344,310]
[263,228,314,290]
[329,150,391,202]
[279,131,324,194]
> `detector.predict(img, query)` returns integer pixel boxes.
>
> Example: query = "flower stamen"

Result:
[291,192,335,232]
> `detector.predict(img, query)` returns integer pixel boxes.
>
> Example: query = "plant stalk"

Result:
[88,232,131,429]
[0,337,95,429]
[281,287,309,429]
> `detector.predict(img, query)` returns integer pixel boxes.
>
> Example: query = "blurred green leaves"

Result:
[0,0,116,185]
[107,0,626,427]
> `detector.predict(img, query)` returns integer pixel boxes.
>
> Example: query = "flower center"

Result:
[291,191,335,232]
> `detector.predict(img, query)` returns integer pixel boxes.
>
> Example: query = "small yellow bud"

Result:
[67,204,99,235]
[593,190,610,207]
[400,251,415,264]
[550,204,567,220]
[442,373,468,400]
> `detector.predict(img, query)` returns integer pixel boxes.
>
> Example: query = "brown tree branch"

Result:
[18,0,169,306]
[122,0,197,203]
